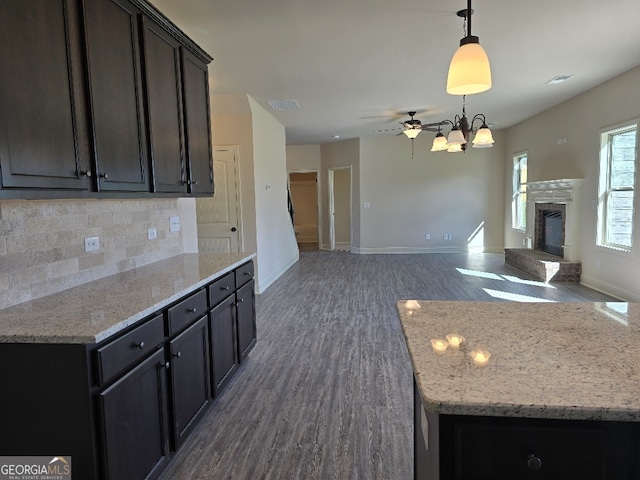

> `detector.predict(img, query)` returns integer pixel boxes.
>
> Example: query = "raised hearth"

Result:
[505,248,581,282]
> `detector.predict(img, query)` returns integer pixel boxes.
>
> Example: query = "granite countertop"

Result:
[397,300,640,422]
[0,253,254,344]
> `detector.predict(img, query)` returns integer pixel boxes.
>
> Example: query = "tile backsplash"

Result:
[0,199,184,310]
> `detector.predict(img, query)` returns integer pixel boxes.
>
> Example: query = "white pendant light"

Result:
[447,143,463,153]
[446,1,492,96]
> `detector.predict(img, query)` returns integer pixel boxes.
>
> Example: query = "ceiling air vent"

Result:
[267,99,300,110]
[545,75,574,85]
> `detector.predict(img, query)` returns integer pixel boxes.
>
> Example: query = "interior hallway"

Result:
[160,251,617,479]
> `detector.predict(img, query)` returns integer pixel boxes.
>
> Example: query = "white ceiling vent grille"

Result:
[545,75,574,85]
[267,99,301,110]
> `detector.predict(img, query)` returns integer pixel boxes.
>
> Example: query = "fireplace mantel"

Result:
[526,179,584,262]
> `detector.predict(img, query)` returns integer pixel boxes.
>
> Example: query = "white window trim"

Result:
[512,151,528,232]
[596,119,638,253]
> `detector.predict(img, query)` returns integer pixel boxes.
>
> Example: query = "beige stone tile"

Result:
[0,273,9,292]
[89,212,115,228]
[47,258,80,279]
[0,285,31,309]
[0,238,6,256]
[10,264,48,288]
[79,252,105,271]
[24,216,64,235]
[59,214,90,231]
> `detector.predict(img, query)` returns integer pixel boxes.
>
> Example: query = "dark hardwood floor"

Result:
[159,252,618,479]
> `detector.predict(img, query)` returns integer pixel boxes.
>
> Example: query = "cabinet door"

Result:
[83,0,148,192]
[98,348,170,480]
[236,279,256,363]
[169,315,210,449]
[0,0,91,190]
[210,295,238,396]
[141,16,188,194]
[180,49,214,195]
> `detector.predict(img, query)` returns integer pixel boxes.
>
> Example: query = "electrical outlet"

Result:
[425,234,431,240]
[84,236,100,252]
[148,228,157,240]
[443,233,453,240]
[170,216,180,232]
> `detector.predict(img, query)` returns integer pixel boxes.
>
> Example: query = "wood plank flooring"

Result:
[159,252,618,480]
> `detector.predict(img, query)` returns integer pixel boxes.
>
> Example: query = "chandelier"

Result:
[446,0,492,96]
[429,96,494,152]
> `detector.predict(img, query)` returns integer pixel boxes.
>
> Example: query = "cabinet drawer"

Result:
[208,271,235,307]
[453,421,605,479]
[167,288,208,335]
[96,313,164,385]
[235,260,254,288]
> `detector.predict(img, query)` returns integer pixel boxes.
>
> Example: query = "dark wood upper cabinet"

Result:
[0,0,213,198]
[83,0,148,192]
[141,16,188,194]
[181,49,214,195]
[0,0,91,190]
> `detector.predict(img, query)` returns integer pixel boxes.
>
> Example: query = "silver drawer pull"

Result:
[237,298,244,304]
[187,307,197,313]
[222,286,229,291]
[173,351,182,359]
[134,341,145,350]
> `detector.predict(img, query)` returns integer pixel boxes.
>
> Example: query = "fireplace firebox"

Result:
[542,210,564,257]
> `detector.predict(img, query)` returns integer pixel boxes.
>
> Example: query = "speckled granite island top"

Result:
[0,253,254,344]
[397,300,640,422]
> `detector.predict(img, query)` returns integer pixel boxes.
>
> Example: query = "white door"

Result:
[196,146,241,253]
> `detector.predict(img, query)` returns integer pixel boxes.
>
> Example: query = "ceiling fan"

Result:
[399,111,440,158]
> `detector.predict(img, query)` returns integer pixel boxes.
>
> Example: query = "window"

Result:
[512,152,528,230]
[597,121,637,251]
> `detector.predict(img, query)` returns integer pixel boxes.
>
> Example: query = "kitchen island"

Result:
[397,300,640,479]
[0,252,256,480]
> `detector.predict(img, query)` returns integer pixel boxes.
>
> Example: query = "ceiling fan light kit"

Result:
[446,0,492,95]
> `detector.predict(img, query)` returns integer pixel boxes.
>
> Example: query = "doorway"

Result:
[196,146,242,253]
[288,171,319,250]
[328,167,351,252]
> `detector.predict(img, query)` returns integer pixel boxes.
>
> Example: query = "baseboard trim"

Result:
[580,274,635,301]
[351,246,505,254]
[256,252,299,294]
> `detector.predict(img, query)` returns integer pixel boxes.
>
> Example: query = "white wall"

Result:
[320,139,361,250]
[503,65,640,301]
[248,96,299,291]
[210,95,257,261]
[357,132,506,253]
[286,144,321,171]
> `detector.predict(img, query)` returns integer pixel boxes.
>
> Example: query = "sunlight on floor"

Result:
[500,275,556,289]
[456,268,504,281]
[483,288,556,303]
[456,268,557,289]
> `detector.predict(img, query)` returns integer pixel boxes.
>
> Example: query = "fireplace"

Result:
[504,179,584,282]
[535,203,566,257]
[526,179,584,262]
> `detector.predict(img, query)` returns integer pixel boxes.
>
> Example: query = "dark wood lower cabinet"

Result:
[236,279,257,362]
[0,261,255,480]
[210,294,239,396]
[99,348,170,480]
[414,379,640,480]
[169,315,210,449]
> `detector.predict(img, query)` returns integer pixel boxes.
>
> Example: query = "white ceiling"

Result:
[150,0,640,145]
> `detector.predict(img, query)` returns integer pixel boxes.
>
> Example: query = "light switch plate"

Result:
[170,216,180,232]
